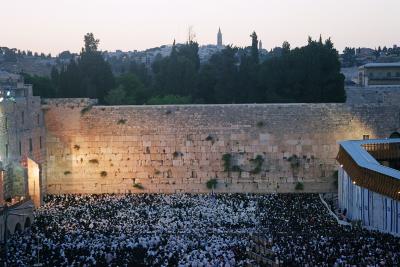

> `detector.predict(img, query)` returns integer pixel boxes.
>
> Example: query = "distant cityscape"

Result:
[0,28,399,86]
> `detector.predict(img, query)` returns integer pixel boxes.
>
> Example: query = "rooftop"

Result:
[360,62,400,69]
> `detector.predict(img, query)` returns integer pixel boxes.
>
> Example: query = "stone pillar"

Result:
[27,158,42,207]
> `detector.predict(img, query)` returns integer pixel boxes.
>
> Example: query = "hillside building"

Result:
[358,62,400,87]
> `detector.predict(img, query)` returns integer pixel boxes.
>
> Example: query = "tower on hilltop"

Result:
[217,27,223,47]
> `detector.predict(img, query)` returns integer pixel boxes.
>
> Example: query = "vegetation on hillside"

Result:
[23,32,346,104]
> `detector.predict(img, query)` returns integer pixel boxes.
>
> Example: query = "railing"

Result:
[363,142,400,161]
[319,194,351,226]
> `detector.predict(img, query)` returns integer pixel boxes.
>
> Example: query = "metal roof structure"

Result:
[337,138,400,200]
[339,139,400,180]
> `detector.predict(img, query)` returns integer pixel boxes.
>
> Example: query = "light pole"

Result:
[1,204,34,267]
[33,235,42,267]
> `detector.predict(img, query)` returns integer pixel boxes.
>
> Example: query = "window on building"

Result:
[5,144,8,158]
[37,114,40,125]
[21,111,24,124]
[369,72,374,79]
[396,72,400,77]
[29,138,33,152]
[387,72,392,78]
[39,136,42,149]
[5,117,7,130]
[19,141,22,156]
[363,135,370,140]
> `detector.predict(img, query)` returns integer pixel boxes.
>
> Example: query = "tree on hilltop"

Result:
[56,33,115,102]
[250,31,259,64]
[83,33,100,53]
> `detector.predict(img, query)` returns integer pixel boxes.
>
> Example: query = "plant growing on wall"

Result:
[256,121,265,128]
[64,171,71,175]
[205,135,215,145]
[133,183,144,190]
[250,155,264,174]
[154,170,161,175]
[173,151,183,158]
[117,119,126,125]
[89,159,99,164]
[74,145,80,150]
[80,105,93,115]
[100,171,107,177]
[222,153,232,172]
[288,155,300,168]
[295,182,304,191]
[206,178,218,190]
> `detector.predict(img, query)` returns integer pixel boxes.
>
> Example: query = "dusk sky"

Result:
[2,0,400,55]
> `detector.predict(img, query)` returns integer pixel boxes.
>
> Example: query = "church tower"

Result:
[259,40,263,50]
[217,28,223,47]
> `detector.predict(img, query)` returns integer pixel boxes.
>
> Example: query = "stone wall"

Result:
[0,87,46,199]
[346,86,400,105]
[43,99,400,194]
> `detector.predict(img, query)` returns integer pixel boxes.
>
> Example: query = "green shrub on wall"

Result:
[133,183,144,190]
[100,171,107,177]
[206,178,218,190]
[205,135,215,145]
[89,159,99,164]
[117,119,126,125]
[288,155,300,168]
[222,154,232,172]
[173,151,183,158]
[250,155,264,174]
[295,182,304,191]
[80,105,93,115]
[256,121,265,128]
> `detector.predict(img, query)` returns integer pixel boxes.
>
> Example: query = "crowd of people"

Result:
[6,193,400,266]
[258,194,400,266]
